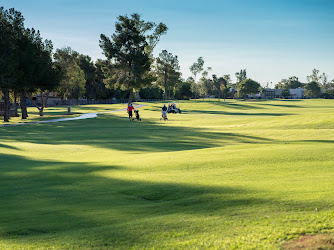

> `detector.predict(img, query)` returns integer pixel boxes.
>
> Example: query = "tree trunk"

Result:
[39,91,44,116]
[38,91,49,116]
[43,91,50,109]
[135,91,140,101]
[128,88,133,104]
[28,92,43,116]
[164,85,167,100]
[20,89,28,119]
[14,92,19,117]
[3,88,10,122]
[164,71,167,100]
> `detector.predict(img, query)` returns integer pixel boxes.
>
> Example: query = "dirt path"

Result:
[0,104,147,127]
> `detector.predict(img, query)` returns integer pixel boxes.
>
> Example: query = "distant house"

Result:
[290,88,305,99]
[46,96,62,106]
[262,88,282,99]
[247,93,261,99]
[33,93,62,106]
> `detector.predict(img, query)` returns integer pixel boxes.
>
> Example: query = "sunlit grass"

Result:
[0,103,129,125]
[0,99,333,249]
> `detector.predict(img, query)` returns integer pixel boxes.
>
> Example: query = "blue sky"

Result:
[2,0,334,85]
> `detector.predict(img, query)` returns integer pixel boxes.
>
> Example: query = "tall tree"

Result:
[54,47,85,100]
[94,59,115,99]
[100,14,163,103]
[237,78,261,99]
[199,67,212,100]
[222,75,232,101]
[307,68,320,83]
[307,69,329,89]
[330,79,334,87]
[1,7,60,120]
[223,74,231,85]
[286,76,303,89]
[319,72,328,89]
[189,57,204,83]
[175,81,192,100]
[27,38,62,116]
[0,7,24,122]
[16,28,45,119]
[128,14,168,101]
[155,50,180,100]
[77,54,98,99]
[189,57,204,100]
[130,13,168,56]
[305,81,321,98]
[235,69,247,84]
[275,76,303,98]
[213,75,229,101]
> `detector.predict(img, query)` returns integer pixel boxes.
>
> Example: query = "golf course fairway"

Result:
[0,99,333,249]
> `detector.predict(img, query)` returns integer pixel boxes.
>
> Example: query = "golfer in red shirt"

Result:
[127,104,134,120]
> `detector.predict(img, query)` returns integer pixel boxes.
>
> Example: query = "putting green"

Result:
[0,99,333,249]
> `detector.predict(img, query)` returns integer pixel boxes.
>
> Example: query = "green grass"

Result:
[0,99,333,249]
[0,103,127,125]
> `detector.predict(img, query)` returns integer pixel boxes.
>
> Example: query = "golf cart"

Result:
[167,102,182,114]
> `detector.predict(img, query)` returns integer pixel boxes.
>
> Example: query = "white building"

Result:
[290,88,305,99]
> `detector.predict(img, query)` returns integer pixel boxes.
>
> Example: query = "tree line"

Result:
[1,7,61,122]
[1,7,334,122]
[275,69,334,98]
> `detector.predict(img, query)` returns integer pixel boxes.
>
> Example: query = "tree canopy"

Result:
[54,47,86,100]
[155,50,181,100]
[0,7,61,121]
[305,81,321,98]
[235,69,247,84]
[189,57,204,83]
[237,78,261,99]
[99,13,166,103]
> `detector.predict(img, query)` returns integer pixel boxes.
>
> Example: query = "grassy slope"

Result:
[0,99,333,249]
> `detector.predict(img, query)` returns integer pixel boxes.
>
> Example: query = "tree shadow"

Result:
[208,101,266,110]
[0,152,331,248]
[294,139,334,144]
[0,115,272,152]
[258,100,305,108]
[260,103,304,108]
[0,153,256,233]
[184,110,291,116]
[280,99,303,101]
[0,143,22,151]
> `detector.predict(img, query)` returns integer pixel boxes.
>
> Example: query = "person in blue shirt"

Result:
[161,104,168,120]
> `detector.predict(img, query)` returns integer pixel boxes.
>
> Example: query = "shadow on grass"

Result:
[0,115,272,152]
[0,153,255,234]
[184,110,291,116]
[260,104,304,108]
[295,140,334,144]
[213,101,265,110]
[156,100,268,110]
[188,100,266,110]
[0,143,22,151]
[279,99,303,101]
[0,152,331,248]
